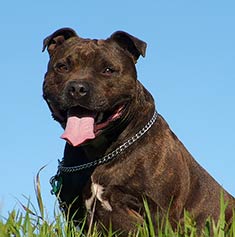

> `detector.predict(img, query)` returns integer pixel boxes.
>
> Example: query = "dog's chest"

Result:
[85,179,112,212]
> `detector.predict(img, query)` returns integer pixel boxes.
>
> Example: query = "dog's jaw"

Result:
[59,103,128,147]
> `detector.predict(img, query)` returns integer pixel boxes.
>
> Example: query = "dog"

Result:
[42,28,234,235]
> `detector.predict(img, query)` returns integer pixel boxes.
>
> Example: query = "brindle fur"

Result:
[43,28,234,235]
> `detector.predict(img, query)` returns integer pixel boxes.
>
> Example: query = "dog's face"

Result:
[43,28,146,146]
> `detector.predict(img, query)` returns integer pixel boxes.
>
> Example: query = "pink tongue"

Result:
[61,116,95,146]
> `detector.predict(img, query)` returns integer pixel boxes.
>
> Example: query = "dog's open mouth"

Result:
[60,103,127,147]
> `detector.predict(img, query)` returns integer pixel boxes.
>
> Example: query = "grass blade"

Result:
[34,165,47,220]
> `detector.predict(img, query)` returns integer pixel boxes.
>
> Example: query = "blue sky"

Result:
[0,1,234,219]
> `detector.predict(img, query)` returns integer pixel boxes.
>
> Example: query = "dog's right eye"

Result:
[55,62,69,73]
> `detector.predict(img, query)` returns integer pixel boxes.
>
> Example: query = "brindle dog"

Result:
[42,28,234,235]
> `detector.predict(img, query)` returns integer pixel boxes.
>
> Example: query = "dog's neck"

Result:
[115,81,155,142]
[58,110,157,174]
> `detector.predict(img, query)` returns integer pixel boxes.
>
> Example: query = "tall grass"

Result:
[0,169,235,237]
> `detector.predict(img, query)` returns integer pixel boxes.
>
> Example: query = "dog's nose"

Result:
[66,80,90,98]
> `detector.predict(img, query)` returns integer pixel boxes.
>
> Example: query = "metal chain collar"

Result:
[58,110,158,173]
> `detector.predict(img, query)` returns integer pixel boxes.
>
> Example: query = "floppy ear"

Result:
[109,31,147,62]
[42,28,78,56]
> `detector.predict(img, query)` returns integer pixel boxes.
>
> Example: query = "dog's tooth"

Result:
[97,112,104,123]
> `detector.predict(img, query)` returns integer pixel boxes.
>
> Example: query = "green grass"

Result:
[1,169,235,237]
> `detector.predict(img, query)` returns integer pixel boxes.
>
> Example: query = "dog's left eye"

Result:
[55,62,69,73]
[102,67,115,75]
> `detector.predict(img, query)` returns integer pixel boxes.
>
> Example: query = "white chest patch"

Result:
[85,182,112,212]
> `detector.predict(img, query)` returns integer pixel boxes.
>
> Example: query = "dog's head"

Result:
[42,28,147,146]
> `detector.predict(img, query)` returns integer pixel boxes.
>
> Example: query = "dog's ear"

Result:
[42,28,78,56]
[109,31,147,62]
